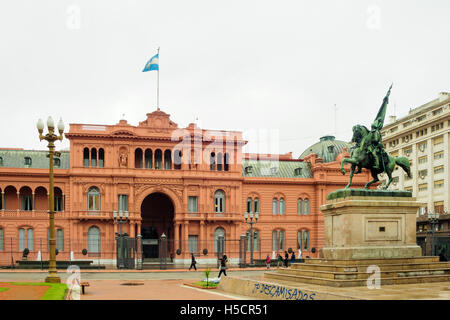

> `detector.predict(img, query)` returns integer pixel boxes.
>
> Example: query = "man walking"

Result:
[189,253,197,271]
[218,254,228,278]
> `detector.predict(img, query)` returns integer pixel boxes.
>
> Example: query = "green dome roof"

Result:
[299,135,352,163]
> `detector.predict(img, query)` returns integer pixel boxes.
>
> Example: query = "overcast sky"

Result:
[1,0,449,157]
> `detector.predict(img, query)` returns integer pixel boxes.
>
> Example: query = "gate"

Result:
[239,234,247,267]
[216,236,225,268]
[434,236,450,261]
[116,235,135,269]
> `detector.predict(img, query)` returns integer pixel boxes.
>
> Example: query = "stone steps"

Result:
[303,256,439,265]
[264,257,450,287]
[291,262,450,272]
[264,270,450,287]
[273,266,450,280]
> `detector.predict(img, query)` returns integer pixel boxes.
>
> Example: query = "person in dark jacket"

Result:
[277,254,283,268]
[284,251,289,267]
[218,254,228,277]
[189,253,197,270]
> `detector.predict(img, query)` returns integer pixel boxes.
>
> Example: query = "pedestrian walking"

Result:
[218,254,228,277]
[189,253,197,271]
[265,254,271,269]
[284,251,289,267]
[291,251,296,263]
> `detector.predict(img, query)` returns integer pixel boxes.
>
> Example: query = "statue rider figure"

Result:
[361,84,392,171]
[366,119,384,170]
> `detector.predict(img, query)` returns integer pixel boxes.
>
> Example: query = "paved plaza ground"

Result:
[0,268,449,300]
[0,268,266,300]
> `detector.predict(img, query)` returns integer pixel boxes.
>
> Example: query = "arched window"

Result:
[246,198,252,213]
[272,198,278,215]
[214,190,225,213]
[48,228,64,251]
[83,148,89,167]
[87,187,101,211]
[214,227,225,253]
[0,228,4,251]
[155,149,162,169]
[87,226,101,253]
[279,198,285,215]
[272,229,285,251]
[164,150,172,170]
[57,229,64,251]
[254,198,260,214]
[303,230,310,250]
[246,230,259,251]
[304,199,310,214]
[224,153,230,171]
[135,148,143,168]
[144,149,152,169]
[217,152,223,171]
[54,187,63,212]
[297,230,302,250]
[54,158,61,167]
[210,152,216,171]
[19,228,25,251]
[98,148,105,168]
[174,150,182,170]
[24,157,32,167]
[20,187,33,211]
[19,228,33,251]
[91,148,97,167]
[297,198,303,215]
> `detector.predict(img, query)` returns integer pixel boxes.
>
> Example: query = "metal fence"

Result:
[0,236,309,269]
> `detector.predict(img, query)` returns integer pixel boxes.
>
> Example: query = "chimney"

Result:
[389,115,397,124]
[439,92,450,102]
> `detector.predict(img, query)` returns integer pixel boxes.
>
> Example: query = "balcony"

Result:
[76,210,113,220]
[0,209,68,219]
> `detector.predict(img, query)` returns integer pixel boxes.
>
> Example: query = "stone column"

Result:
[183,221,189,257]
[17,191,20,212]
[32,192,35,211]
[130,221,135,238]
[1,192,4,211]
[174,223,180,251]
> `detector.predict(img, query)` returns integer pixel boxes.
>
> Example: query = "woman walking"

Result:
[265,254,271,269]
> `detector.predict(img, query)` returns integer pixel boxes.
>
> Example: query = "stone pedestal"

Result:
[319,189,422,260]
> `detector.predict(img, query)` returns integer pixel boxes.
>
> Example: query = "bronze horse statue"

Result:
[340,124,411,189]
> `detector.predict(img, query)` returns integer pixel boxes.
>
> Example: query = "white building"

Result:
[381,92,450,215]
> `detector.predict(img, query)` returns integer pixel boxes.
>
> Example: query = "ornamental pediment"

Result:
[112,130,135,136]
[138,109,178,129]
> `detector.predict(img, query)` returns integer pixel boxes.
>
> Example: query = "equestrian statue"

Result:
[340,84,411,189]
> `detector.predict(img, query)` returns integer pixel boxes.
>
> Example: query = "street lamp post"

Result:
[37,117,64,283]
[244,210,259,267]
[113,210,129,269]
[427,211,439,256]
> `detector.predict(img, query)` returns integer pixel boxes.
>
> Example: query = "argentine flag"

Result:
[142,53,159,72]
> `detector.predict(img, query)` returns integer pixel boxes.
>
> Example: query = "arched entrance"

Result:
[140,192,174,259]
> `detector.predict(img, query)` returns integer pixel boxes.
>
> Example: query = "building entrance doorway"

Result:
[140,192,174,260]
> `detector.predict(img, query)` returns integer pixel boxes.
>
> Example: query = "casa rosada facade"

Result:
[0,110,370,266]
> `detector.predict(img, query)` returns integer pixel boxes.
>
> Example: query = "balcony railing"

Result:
[76,210,113,219]
[0,210,67,219]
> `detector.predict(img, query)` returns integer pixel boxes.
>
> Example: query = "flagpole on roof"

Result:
[157,47,160,111]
